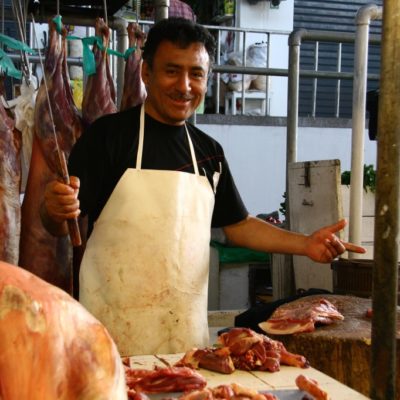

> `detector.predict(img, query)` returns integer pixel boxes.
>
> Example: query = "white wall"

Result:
[199,123,377,219]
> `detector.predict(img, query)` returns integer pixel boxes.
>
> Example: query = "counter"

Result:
[127,353,370,400]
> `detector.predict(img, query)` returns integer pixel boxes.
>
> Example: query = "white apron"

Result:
[79,105,215,356]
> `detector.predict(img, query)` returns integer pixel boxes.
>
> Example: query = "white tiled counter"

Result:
[128,353,370,400]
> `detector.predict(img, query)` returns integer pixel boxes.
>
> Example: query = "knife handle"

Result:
[67,218,82,247]
[56,151,82,247]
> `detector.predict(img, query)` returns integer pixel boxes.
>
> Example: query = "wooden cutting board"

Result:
[266,294,400,397]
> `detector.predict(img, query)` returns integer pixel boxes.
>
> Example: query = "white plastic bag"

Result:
[247,42,268,91]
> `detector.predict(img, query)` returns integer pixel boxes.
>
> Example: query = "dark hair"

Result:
[142,17,216,69]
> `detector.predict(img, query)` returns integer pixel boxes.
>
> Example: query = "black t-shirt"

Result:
[68,105,248,234]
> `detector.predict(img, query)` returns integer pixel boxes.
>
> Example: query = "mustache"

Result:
[170,93,194,101]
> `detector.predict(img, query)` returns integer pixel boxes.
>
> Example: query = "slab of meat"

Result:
[177,328,308,374]
[120,22,147,111]
[259,297,344,335]
[0,100,21,265]
[218,327,309,372]
[0,260,127,400]
[177,384,278,400]
[175,347,235,374]
[19,19,83,294]
[295,374,329,400]
[82,17,117,125]
[125,366,207,394]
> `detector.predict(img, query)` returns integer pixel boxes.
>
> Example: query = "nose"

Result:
[176,72,191,92]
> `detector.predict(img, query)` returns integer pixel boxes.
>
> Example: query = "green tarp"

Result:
[211,240,271,264]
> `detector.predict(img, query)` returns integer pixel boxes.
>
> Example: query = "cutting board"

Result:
[266,294,400,397]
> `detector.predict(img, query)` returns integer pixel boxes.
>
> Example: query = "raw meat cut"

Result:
[175,347,235,374]
[82,17,117,125]
[125,366,207,393]
[120,22,147,111]
[0,260,127,400]
[0,98,21,265]
[178,384,278,400]
[295,374,329,400]
[218,328,309,372]
[259,297,344,335]
[177,327,309,374]
[19,19,83,294]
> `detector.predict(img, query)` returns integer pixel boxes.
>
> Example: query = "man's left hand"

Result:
[305,219,366,263]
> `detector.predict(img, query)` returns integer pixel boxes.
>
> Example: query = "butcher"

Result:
[41,17,365,356]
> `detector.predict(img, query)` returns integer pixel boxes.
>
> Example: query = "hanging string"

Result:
[1,0,4,37]
[57,0,60,16]
[11,0,30,83]
[103,0,108,26]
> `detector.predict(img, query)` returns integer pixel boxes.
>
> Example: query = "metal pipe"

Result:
[335,43,342,118]
[349,4,382,257]
[7,52,83,66]
[371,0,400,397]
[154,0,169,22]
[311,41,319,117]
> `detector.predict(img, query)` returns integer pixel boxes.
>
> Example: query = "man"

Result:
[42,18,365,356]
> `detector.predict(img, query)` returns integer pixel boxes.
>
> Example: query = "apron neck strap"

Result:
[136,104,199,176]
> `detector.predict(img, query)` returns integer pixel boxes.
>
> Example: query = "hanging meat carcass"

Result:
[19,20,83,294]
[0,91,21,265]
[82,17,117,125]
[120,22,147,111]
[0,260,127,400]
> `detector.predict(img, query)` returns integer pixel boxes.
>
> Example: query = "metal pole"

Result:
[370,0,400,397]
[349,4,382,257]
[154,0,169,22]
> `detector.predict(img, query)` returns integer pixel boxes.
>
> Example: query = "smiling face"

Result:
[141,40,210,126]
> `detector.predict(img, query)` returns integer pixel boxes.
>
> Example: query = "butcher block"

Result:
[266,294,400,397]
[127,353,368,399]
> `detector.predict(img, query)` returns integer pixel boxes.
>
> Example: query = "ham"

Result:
[0,98,21,265]
[19,19,83,294]
[259,297,344,335]
[120,22,147,111]
[82,17,117,125]
[0,260,127,399]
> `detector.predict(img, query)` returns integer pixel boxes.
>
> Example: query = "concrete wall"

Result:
[198,121,377,219]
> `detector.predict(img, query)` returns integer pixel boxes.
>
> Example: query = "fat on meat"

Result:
[0,99,21,265]
[120,22,147,111]
[19,20,83,294]
[258,297,344,335]
[82,17,117,125]
[0,260,127,400]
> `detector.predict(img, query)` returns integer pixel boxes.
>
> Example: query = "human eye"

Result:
[191,69,206,80]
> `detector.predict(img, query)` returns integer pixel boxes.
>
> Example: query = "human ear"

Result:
[141,61,150,86]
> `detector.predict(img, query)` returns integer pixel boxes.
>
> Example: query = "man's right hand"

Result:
[41,176,81,236]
